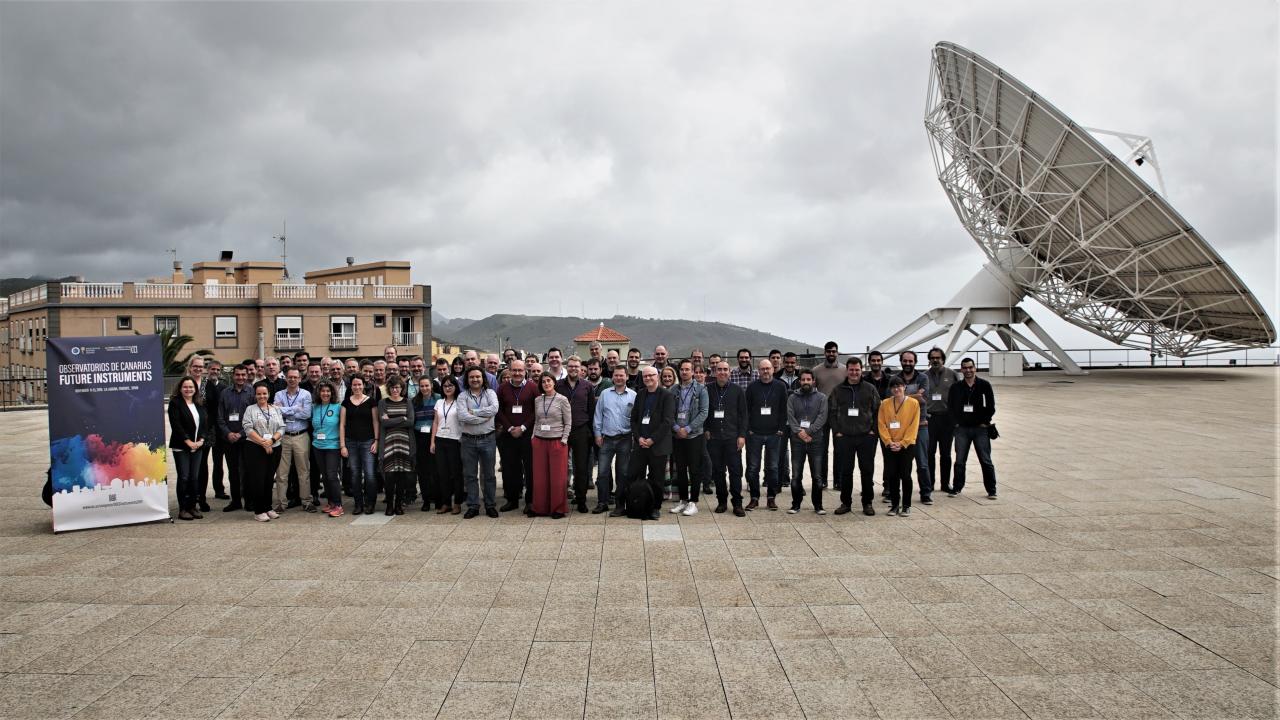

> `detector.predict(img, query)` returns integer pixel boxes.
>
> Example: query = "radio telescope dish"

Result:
[879,42,1274,373]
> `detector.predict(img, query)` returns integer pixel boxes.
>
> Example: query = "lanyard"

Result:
[282,390,300,408]
[468,391,488,410]
[715,383,730,409]
[541,395,556,418]
[439,400,455,425]
[678,383,696,413]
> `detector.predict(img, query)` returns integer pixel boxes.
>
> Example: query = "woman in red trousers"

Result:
[531,372,572,518]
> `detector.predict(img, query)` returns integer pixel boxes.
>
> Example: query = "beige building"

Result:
[573,322,631,359]
[2,257,431,405]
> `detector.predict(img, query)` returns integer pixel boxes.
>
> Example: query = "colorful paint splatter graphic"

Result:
[49,434,168,492]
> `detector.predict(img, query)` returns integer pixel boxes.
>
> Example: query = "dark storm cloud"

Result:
[1,1,1274,349]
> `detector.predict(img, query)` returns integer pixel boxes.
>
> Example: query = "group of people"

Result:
[167,340,998,523]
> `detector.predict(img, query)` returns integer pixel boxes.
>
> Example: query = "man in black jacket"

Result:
[218,363,255,511]
[202,360,229,501]
[947,357,998,499]
[618,367,674,520]
[744,359,788,510]
[831,357,882,516]
[704,360,748,516]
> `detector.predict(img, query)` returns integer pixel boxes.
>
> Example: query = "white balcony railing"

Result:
[273,284,316,299]
[61,283,122,299]
[10,285,48,307]
[329,333,358,350]
[274,334,305,350]
[374,285,415,300]
[135,283,193,299]
[393,331,422,347]
[204,284,258,299]
[327,285,364,299]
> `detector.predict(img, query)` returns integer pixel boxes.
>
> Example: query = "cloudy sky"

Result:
[2,2,1275,352]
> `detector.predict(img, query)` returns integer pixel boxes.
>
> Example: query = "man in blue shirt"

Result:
[273,368,314,512]
[593,366,635,514]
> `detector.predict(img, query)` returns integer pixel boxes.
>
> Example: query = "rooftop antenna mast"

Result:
[273,220,289,281]
[166,248,178,271]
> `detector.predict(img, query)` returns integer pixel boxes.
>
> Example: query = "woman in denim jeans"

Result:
[340,376,379,515]
[167,376,211,521]
[311,381,344,517]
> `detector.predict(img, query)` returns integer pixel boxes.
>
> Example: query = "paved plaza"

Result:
[0,367,1276,719]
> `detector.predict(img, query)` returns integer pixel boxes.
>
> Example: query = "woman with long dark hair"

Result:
[378,376,416,515]
[168,375,211,520]
[311,381,343,517]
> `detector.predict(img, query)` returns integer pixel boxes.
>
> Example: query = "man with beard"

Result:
[729,348,758,389]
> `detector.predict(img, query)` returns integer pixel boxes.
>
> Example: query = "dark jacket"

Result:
[827,380,881,437]
[703,381,748,441]
[948,377,996,426]
[630,385,676,456]
[168,400,212,451]
[555,376,597,430]
[217,383,255,442]
[255,375,287,398]
[745,379,789,435]
[202,378,226,426]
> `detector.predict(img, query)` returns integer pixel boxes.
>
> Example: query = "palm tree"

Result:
[155,328,212,375]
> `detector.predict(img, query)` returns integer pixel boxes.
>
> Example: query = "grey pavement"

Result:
[0,367,1276,719]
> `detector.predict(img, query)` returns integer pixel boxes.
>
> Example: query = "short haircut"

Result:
[846,356,863,367]
[678,358,693,370]
[928,347,946,361]
[889,376,905,388]
[737,348,752,357]
[798,368,815,380]
[566,354,582,363]
[900,350,917,362]
[628,347,641,356]
[537,371,557,387]
[385,375,404,391]
[783,351,797,359]
[960,357,976,367]
[769,349,782,356]
[824,341,838,351]
[868,350,884,361]
[547,347,561,356]
[585,357,600,367]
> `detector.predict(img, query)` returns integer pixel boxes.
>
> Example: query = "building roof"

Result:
[574,322,630,343]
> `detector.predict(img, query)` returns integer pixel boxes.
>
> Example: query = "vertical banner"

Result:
[46,336,169,532]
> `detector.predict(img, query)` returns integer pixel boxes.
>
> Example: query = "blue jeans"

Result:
[745,432,781,499]
[596,435,632,506]
[789,432,825,510]
[346,439,376,508]
[914,424,933,499]
[953,426,997,495]
[173,446,206,510]
[461,432,498,509]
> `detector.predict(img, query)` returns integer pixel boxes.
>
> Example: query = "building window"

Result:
[275,316,302,349]
[116,315,132,331]
[154,316,179,334]
[330,315,356,350]
[214,316,237,348]
[373,314,386,328]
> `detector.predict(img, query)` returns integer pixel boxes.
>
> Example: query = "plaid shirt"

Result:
[728,367,759,390]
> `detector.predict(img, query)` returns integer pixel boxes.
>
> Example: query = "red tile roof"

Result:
[574,323,630,343]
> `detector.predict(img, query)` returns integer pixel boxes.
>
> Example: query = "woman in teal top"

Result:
[413,376,440,511]
[311,381,344,517]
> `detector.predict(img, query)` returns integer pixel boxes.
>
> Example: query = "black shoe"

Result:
[647,510,660,520]
[198,500,211,512]
[833,504,851,515]
[732,506,745,517]
[702,484,713,495]
[921,496,933,505]
[551,512,565,519]
[591,503,608,514]
[353,505,364,516]
[576,502,589,514]
[486,506,499,518]
[385,505,395,516]
[464,507,480,519]
[608,507,626,518]
[286,498,302,509]
[222,501,243,512]
[499,501,520,512]
[887,506,899,516]
[986,494,998,500]
[940,485,953,494]
[947,491,959,497]
[213,493,230,500]
[714,502,727,514]
[421,502,431,512]
[863,503,875,516]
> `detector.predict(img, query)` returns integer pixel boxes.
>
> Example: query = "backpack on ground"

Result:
[625,481,655,520]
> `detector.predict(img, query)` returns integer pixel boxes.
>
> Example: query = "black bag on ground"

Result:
[625,481,655,519]
[987,424,1000,440]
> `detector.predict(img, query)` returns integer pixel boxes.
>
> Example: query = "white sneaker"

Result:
[786,507,799,514]
[254,513,271,522]
[682,502,698,516]
[266,510,279,519]
[670,501,688,514]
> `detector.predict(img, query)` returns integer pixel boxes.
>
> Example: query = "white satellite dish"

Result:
[879,42,1275,374]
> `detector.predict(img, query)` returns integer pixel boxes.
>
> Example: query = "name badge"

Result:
[419,426,431,433]
[540,424,551,432]
[315,433,326,441]
[963,404,974,413]
[800,420,811,429]
[760,407,771,416]
[889,420,901,430]
[677,412,688,421]
[714,410,725,419]
[228,413,240,422]
[847,408,859,417]
[642,416,651,425]
[931,393,942,401]
[512,406,523,414]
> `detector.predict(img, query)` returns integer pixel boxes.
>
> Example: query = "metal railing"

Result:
[393,331,422,346]
[272,284,316,299]
[135,283,193,299]
[0,374,48,409]
[329,332,358,350]
[880,346,1280,371]
[274,334,305,350]
[204,284,258,299]
[60,283,122,299]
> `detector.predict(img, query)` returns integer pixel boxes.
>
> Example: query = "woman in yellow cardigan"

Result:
[878,376,919,517]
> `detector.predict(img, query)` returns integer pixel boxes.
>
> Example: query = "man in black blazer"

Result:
[622,366,675,520]
[202,360,229,501]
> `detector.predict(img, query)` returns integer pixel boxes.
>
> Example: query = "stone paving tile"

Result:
[0,369,1277,719]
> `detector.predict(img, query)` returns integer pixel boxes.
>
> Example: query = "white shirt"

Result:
[186,402,200,439]
[434,399,462,440]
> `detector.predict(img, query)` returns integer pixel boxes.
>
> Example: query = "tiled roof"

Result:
[574,323,630,343]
